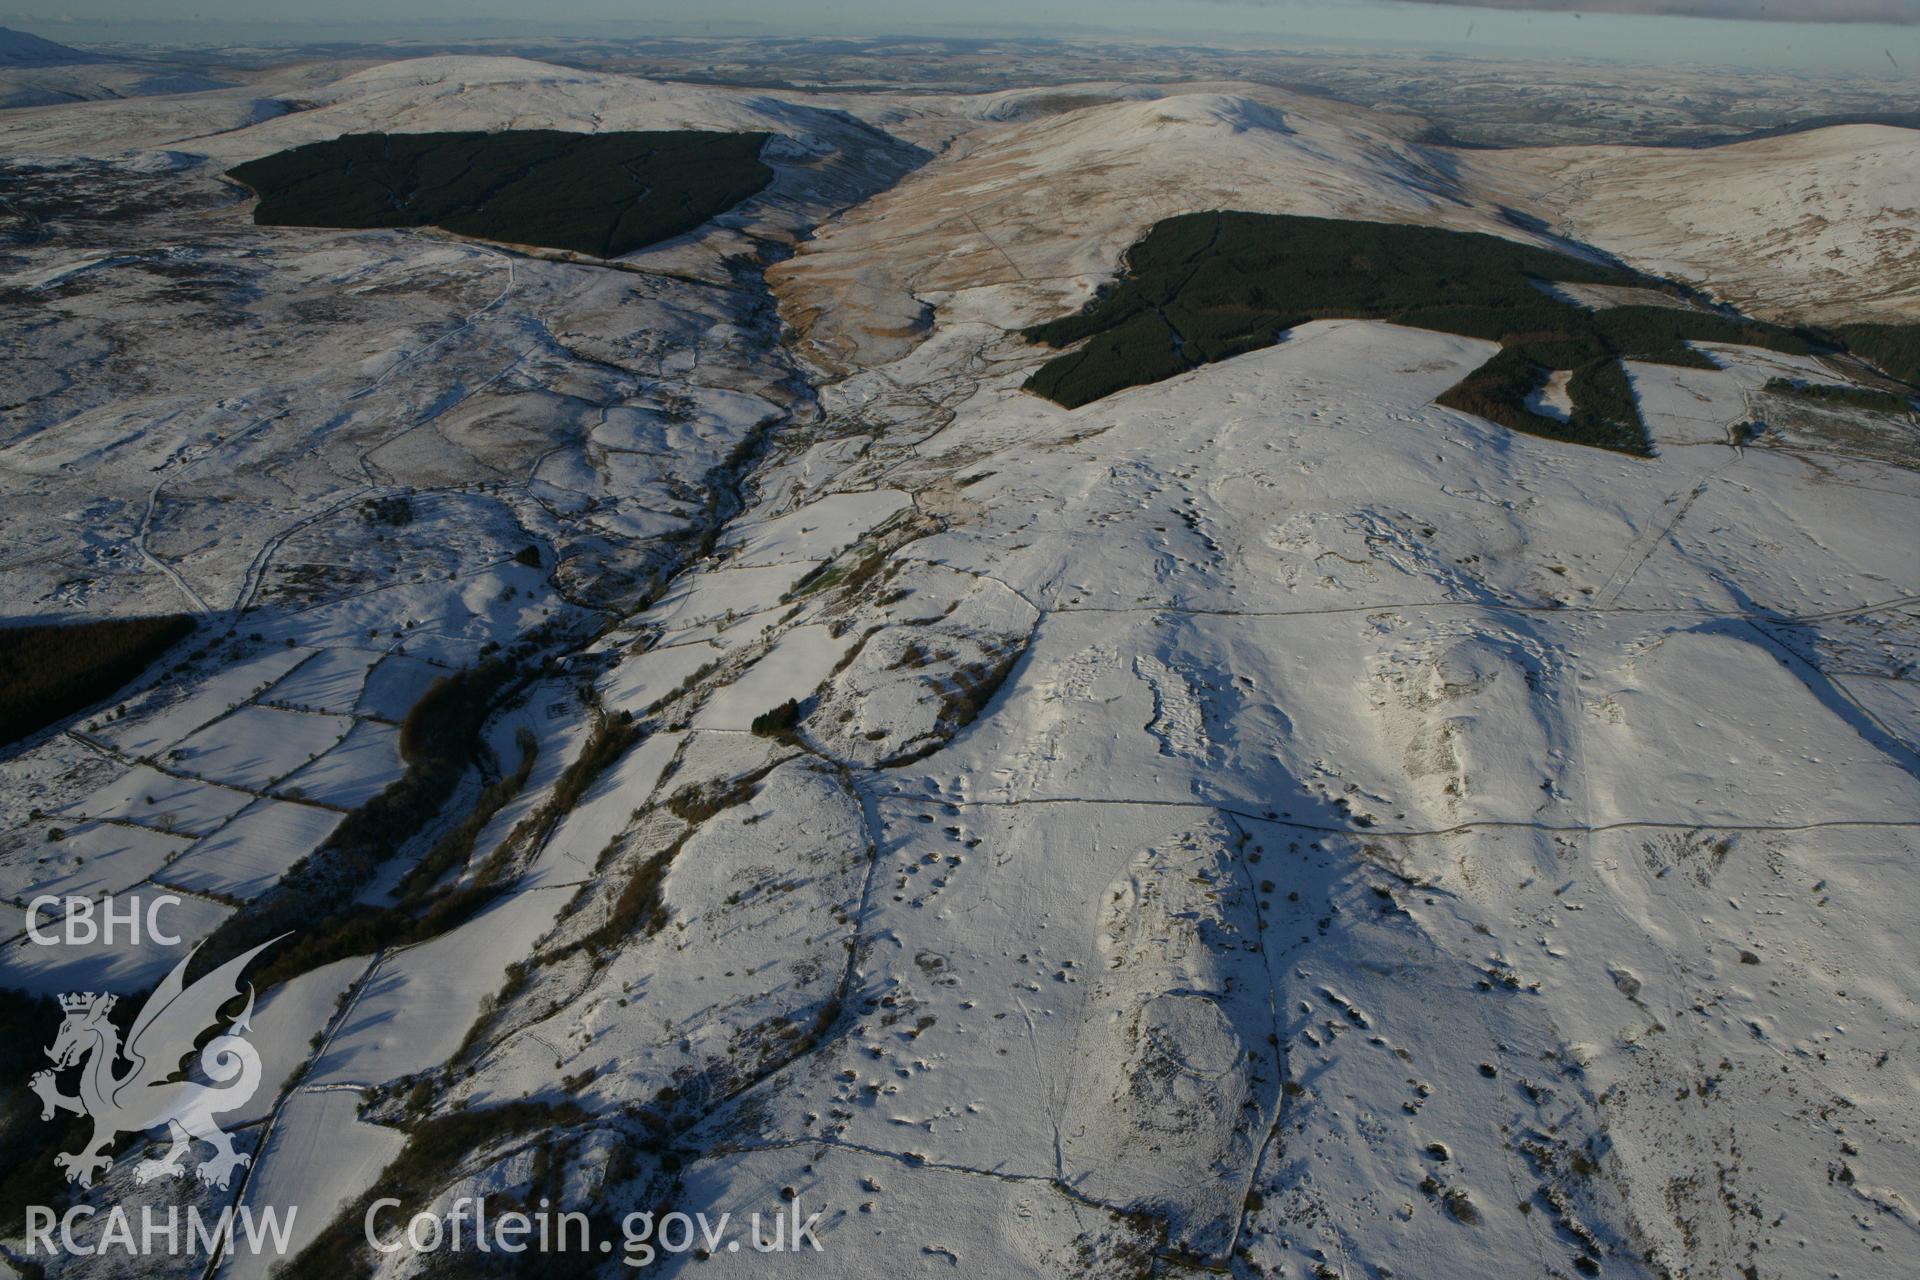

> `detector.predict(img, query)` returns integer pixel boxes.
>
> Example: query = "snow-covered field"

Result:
[1,50,1915,1280]
[160,799,343,902]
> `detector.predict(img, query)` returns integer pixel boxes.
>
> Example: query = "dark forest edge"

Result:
[227,129,775,259]
[1022,211,1919,456]
[0,615,196,750]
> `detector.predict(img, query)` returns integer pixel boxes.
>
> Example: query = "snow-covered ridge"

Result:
[185,55,877,166]
[770,85,1563,372]
[1475,123,1920,325]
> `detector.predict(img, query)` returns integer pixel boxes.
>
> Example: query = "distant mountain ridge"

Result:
[0,26,109,68]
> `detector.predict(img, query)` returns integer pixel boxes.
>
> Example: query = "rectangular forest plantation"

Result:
[228,129,774,259]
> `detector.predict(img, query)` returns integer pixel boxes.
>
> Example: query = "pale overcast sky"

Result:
[5,1,1916,71]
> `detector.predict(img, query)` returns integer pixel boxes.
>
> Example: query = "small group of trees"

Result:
[750,697,804,739]
[1762,376,1914,415]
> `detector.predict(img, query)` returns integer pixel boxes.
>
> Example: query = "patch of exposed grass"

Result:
[936,651,1020,735]
[665,774,761,826]
[583,839,684,955]
[788,548,888,600]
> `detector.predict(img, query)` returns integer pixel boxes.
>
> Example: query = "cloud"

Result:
[1385,0,1919,21]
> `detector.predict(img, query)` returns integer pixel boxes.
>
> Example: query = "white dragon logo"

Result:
[30,938,279,1191]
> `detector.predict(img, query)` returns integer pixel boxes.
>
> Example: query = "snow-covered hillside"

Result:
[1475,124,1920,326]
[0,53,1915,1280]
[772,85,1550,372]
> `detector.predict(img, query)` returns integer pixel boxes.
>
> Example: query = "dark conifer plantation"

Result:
[1024,212,1915,454]
[229,129,774,258]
